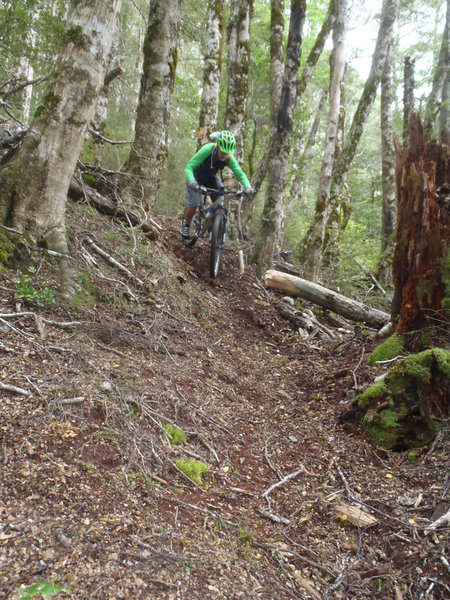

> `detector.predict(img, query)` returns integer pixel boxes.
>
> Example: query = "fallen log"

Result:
[68,178,159,240]
[265,270,390,328]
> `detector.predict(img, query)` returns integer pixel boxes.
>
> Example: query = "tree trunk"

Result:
[303,0,347,281]
[303,0,399,282]
[197,0,224,147]
[223,0,253,232]
[1,0,121,260]
[269,0,285,134]
[403,56,415,148]
[251,0,334,196]
[423,0,449,138]
[224,0,253,165]
[265,270,390,328]
[378,23,396,286]
[125,0,183,213]
[391,114,450,350]
[252,0,306,277]
[297,0,336,99]
[243,0,284,229]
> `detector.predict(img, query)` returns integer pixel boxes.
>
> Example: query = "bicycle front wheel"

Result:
[209,211,226,279]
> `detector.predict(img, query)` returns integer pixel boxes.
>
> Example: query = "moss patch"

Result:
[175,459,209,486]
[354,349,449,450]
[0,228,15,269]
[165,423,187,446]
[368,333,405,366]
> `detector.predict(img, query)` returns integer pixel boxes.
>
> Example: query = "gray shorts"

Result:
[185,176,224,208]
[185,183,202,207]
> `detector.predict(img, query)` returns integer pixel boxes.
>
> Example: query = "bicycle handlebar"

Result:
[198,185,246,198]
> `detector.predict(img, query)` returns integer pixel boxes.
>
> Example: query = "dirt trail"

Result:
[0,211,448,599]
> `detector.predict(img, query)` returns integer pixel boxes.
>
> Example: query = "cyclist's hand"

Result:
[188,180,199,191]
[244,186,255,196]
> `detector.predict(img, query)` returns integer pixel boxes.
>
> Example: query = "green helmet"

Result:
[217,130,236,154]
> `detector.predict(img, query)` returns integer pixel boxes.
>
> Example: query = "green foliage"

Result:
[368,334,405,366]
[18,580,69,599]
[175,459,209,485]
[0,229,15,268]
[165,423,187,446]
[15,274,55,308]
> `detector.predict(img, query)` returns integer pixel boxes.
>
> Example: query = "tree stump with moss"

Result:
[353,349,449,450]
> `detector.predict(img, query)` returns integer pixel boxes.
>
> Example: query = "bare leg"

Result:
[184,206,197,225]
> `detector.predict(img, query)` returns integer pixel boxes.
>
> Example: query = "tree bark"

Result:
[125,0,183,213]
[391,114,450,349]
[269,0,285,134]
[378,23,396,286]
[1,0,121,260]
[197,0,224,147]
[224,0,253,164]
[252,0,306,277]
[265,270,390,328]
[303,0,347,281]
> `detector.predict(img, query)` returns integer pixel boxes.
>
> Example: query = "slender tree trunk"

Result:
[223,0,253,237]
[379,34,396,285]
[244,0,284,228]
[1,0,121,261]
[303,0,347,282]
[303,0,399,281]
[224,0,253,164]
[251,0,335,195]
[270,0,286,134]
[125,0,183,214]
[289,88,328,207]
[423,0,449,137]
[252,0,306,277]
[403,56,415,147]
[440,57,450,135]
[297,0,336,99]
[198,0,224,147]
[392,115,449,350]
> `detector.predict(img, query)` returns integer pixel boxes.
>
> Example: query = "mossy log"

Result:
[353,349,450,450]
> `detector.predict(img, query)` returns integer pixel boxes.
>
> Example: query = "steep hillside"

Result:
[1,201,448,600]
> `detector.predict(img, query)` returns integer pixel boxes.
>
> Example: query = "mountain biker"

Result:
[181,130,254,238]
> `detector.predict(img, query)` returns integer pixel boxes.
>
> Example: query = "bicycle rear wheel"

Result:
[209,211,226,279]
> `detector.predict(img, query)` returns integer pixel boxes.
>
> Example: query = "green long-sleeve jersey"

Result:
[184,143,250,188]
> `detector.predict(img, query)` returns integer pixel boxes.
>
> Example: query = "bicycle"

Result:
[186,186,246,279]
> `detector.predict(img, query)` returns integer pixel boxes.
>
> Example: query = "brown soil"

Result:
[0,204,448,600]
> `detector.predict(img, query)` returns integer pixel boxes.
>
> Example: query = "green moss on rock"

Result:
[368,333,405,365]
[354,349,449,450]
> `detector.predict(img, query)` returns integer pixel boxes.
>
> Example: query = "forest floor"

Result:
[0,199,448,600]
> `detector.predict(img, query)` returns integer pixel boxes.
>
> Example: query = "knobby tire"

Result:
[209,211,225,279]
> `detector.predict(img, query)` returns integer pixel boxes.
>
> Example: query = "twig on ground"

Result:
[264,434,284,479]
[351,348,365,391]
[0,381,31,396]
[84,237,147,290]
[54,397,85,405]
